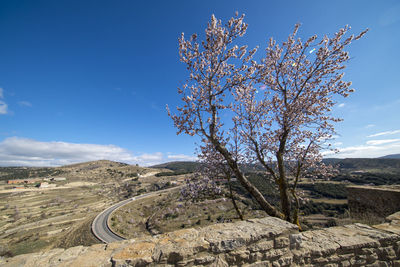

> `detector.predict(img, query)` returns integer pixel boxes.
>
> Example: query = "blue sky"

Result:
[0,0,399,166]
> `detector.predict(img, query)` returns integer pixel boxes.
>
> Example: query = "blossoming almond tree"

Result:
[197,140,244,220]
[168,13,367,226]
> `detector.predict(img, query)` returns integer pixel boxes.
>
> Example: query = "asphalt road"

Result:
[91,186,180,243]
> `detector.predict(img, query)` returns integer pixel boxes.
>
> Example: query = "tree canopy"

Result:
[168,13,367,226]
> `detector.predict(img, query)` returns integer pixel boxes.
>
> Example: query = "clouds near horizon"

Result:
[0,137,194,167]
[167,154,197,161]
[367,129,400,138]
[324,133,400,158]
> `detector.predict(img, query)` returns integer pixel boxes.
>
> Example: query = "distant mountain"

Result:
[379,154,400,159]
[0,160,149,182]
[323,158,400,172]
[60,160,129,170]
[150,161,201,173]
[153,157,400,174]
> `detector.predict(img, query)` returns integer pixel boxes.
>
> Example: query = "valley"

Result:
[0,160,176,257]
[1,158,400,258]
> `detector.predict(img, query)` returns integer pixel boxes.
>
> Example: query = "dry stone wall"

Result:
[1,212,400,267]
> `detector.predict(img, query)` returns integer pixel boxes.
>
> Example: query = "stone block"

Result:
[176,258,194,266]
[340,260,351,267]
[262,248,289,261]
[247,260,272,267]
[248,252,263,263]
[366,252,378,263]
[248,240,274,253]
[311,256,329,264]
[376,247,397,260]
[203,217,297,254]
[209,255,229,267]
[337,253,356,264]
[111,241,155,266]
[360,248,374,255]
[274,256,292,267]
[373,222,400,235]
[376,261,389,267]
[386,211,400,223]
[274,237,289,249]
[194,255,215,265]
[226,249,250,265]
[152,228,209,263]
[290,229,340,257]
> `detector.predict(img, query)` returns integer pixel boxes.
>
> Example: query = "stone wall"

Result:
[347,185,400,218]
[1,213,400,267]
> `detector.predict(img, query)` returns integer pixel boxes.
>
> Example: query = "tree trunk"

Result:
[210,138,284,219]
[227,175,244,220]
[291,189,302,231]
[276,131,292,222]
[277,177,291,221]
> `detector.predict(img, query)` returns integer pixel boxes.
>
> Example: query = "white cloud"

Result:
[18,101,32,107]
[167,154,197,161]
[365,124,375,129]
[367,129,400,138]
[366,139,400,146]
[0,137,196,167]
[0,88,8,115]
[0,101,8,114]
[136,152,163,162]
[323,140,400,158]
[337,103,345,108]
[0,137,136,166]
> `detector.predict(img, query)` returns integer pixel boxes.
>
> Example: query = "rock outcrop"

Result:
[1,213,400,266]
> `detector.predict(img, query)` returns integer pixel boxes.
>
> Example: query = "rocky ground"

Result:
[1,212,399,266]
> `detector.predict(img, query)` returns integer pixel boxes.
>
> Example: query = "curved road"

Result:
[91,186,181,243]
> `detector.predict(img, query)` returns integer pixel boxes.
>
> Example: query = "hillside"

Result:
[380,153,400,159]
[151,157,400,174]
[0,160,152,183]
[150,161,201,173]
[323,158,400,174]
[0,160,172,257]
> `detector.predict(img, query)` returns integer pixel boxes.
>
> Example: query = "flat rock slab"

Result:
[291,223,399,257]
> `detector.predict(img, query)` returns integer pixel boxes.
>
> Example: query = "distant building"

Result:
[43,177,66,182]
[13,186,25,189]
[38,182,56,188]
[7,178,41,185]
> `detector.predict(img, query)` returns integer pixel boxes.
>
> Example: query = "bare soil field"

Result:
[0,160,167,257]
[0,183,107,256]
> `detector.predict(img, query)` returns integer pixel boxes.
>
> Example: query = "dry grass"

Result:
[310,198,347,204]
[0,160,166,257]
[0,184,108,256]
[109,190,266,239]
